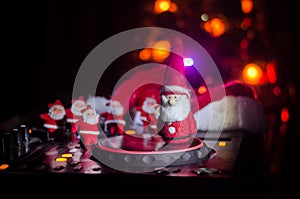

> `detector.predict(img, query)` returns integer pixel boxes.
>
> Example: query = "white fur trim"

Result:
[150,125,157,129]
[194,96,268,133]
[105,120,126,125]
[79,130,99,135]
[163,85,190,97]
[67,118,78,123]
[44,124,58,129]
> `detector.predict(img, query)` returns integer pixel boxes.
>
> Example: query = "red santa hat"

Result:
[161,52,191,98]
[196,80,257,110]
[71,96,85,104]
[194,80,268,133]
[48,99,64,109]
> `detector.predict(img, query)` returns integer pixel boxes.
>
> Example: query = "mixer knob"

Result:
[191,167,220,175]
[154,167,181,175]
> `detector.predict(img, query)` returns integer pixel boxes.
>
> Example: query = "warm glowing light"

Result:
[28,129,32,134]
[169,3,178,13]
[241,17,252,29]
[203,18,225,37]
[0,164,9,170]
[218,141,227,147]
[151,40,171,62]
[198,86,207,94]
[125,130,136,135]
[183,58,194,66]
[61,153,73,158]
[241,0,253,14]
[55,157,67,162]
[154,0,171,14]
[266,62,277,83]
[281,107,289,122]
[242,63,263,85]
[273,86,282,96]
[139,48,152,61]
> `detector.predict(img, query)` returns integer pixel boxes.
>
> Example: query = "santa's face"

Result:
[160,94,191,122]
[142,97,157,114]
[110,101,124,116]
[49,105,66,120]
[83,108,99,124]
[71,100,86,116]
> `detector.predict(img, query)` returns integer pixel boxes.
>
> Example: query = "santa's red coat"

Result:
[135,106,158,128]
[159,112,197,144]
[40,113,65,133]
[65,109,82,133]
[76,118,100,151]
[100,112,126,134]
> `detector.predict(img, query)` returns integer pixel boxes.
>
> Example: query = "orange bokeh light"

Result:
[198,86,207,94]
[154,0,171,14]
[151,40,171,62]
[241,0,253,14]
[203,17,226,37]
[139,48,152,61]
[242,63,264,85]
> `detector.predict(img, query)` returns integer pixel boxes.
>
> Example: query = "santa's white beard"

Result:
[142,103,155,114]
[83,114,99,125]
[49,113,65,120]
[49,105,66,120]
[160,95,191,122]
[111,107,123,116]
[71,103,84,116]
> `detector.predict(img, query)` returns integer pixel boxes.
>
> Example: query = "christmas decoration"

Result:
[194,80,268,133]
[100,100,126,136]
[132,95,160,134]
[86,95,110,115]
[65,96,87,141]
[158,52,197,146]
[76,105,100,156]
[40,99,66,139]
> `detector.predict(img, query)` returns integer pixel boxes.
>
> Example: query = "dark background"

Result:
[2,0,299,196]
[2,0,299,121]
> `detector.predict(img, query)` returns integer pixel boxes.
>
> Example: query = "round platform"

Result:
[92,135,215,173]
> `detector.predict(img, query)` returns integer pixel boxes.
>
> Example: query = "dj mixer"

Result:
[0,123,270,197]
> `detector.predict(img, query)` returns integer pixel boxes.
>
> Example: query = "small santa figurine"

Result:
[65,96,87,141]
[76,105,100,156]
[159,85,197,146]
[40,99,66,139]
[133,96,160,134]
[158,52,197,146]
[100,100,126,136]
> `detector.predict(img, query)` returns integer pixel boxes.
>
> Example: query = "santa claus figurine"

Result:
[158,52,197,146]
[65,96,87,141]
[159,85,197,146]
[76,105,100,156]
[100,100,126,136]
[40,99,67,140]
[133,96,160,134]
